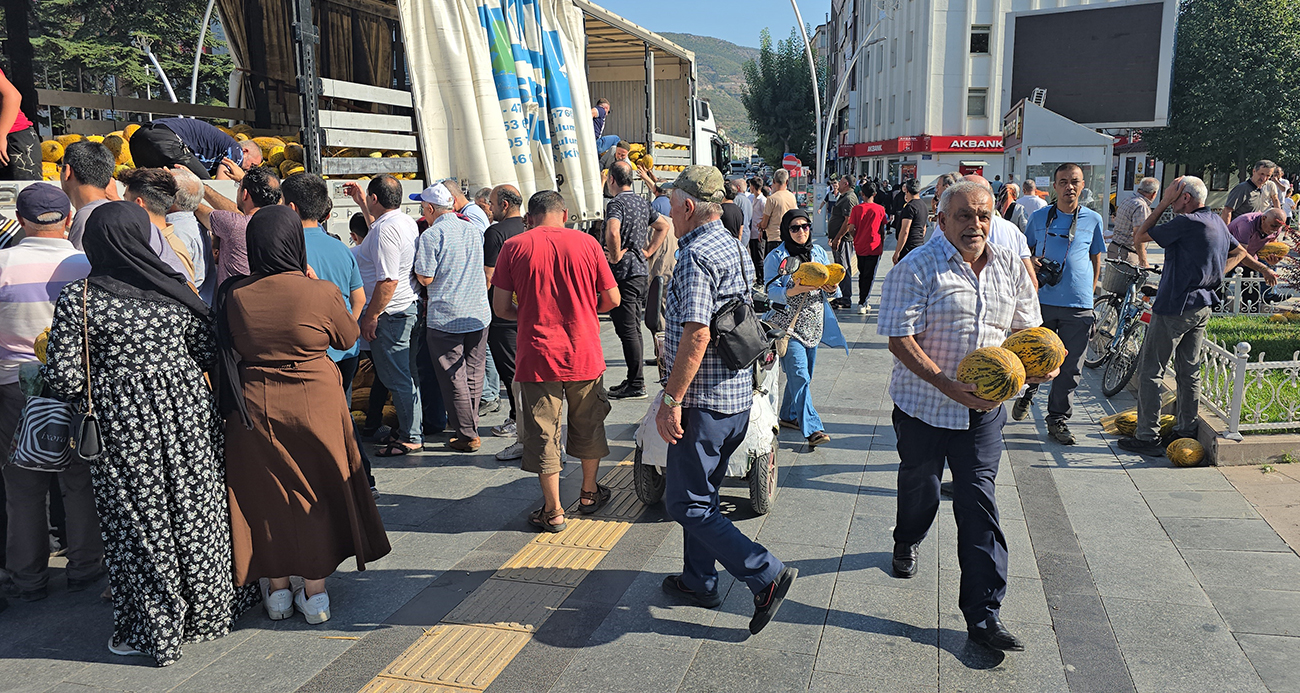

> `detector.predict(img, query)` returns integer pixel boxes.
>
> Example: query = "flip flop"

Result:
[375,441,418,457]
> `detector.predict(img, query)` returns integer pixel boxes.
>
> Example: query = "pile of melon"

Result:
[955,327,1068,403]
[39,130,135,181]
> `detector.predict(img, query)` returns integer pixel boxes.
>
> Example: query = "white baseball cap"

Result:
[410,183,454,207]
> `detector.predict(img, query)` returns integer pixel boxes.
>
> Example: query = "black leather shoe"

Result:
[67,566,107,592]
[750,566,797,634]
[892,542,918,579]
[968,618,1025,652]
[661,575,721,608]
[1117,437,1165,457]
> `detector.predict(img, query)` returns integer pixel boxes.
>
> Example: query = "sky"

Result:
[590,0,830,49]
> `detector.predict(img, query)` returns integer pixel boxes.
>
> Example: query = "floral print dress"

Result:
[43,280,258,667]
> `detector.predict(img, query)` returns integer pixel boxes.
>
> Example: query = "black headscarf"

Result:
[215,205,310,429]
[82,201,211,319]
[780,208,814,262]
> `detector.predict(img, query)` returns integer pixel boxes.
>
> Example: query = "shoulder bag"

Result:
[710,235,774,371]
[69,280,102,462]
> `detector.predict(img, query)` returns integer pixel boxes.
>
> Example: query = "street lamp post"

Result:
[789,1,822,198]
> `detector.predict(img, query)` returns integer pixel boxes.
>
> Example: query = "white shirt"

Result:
[878,233,1041,430]
[926,214,1030,259]
[460,203,490,233]
[356,209,419,314]
[749,194,767,241]
[736,192,754,233]
[1018,194,1048,214]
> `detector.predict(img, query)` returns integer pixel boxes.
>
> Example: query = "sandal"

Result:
[375,441,419,457]
[577,483,612,515]
[529,507,566,533]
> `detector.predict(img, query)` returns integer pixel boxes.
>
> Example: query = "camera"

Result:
[1036,258,1064,287]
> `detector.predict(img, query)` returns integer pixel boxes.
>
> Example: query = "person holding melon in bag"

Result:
[763,208,848,448]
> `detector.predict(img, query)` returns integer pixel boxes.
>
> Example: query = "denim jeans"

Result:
[370,303,423,444]
[596,135,622,155]
[483,343,500,403]
[780,340,824,437]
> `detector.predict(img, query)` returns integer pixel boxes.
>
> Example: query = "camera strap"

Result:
[1036,205,1078,263]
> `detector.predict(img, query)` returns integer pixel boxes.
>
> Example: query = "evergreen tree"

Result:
[741,28,817,168]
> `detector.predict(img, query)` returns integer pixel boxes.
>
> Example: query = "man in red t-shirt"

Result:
[491,190,622,532]
[834,181,888,314]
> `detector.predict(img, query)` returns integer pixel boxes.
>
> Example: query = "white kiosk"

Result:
[1001,100,1113,220]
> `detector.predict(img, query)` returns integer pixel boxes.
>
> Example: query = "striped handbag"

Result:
[7,395,74,472]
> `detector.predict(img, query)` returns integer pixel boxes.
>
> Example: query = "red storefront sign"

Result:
[847,135,1003,157]
[838,145,854,158]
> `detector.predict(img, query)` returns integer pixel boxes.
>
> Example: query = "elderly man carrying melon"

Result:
[877,180,1061,653]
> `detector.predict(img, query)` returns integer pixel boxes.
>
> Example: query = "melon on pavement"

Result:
[1167,439,1205,467]
[956,346,1026,402]
[1001,326,1067,378]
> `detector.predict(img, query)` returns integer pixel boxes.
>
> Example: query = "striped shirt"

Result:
[877,232,1040,430]
[0,238,91,385]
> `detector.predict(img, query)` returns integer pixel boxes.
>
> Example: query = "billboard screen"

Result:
[1005,1,1173,127]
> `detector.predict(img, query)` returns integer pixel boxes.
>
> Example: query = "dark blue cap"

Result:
[16,183,71,224]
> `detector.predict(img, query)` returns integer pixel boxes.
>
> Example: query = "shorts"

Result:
[517,377,611,474]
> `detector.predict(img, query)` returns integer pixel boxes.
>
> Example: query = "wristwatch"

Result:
[661,391,683,408]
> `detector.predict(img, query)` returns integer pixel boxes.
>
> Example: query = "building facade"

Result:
[828,0,1135,186]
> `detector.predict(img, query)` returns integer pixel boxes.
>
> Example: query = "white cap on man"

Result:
[410,183,454,207]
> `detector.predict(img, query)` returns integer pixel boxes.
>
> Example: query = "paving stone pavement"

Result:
[0,240,1296,692]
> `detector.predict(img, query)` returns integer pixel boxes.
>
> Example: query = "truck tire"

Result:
[633,446,665,505]
[748,431,779,515]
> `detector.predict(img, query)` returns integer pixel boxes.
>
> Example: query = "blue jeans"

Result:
[370,303,422,444]
[780,341,824,437]
[483,343,500,403]
[666,407,784,595]
[597,135,621,155]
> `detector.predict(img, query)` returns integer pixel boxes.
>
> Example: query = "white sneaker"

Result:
[265,588,293,620]
[858,304,868,315]
[492,418,516,438]
[107,636,145,657]
[294,588,331,624]
[496,441,524,461]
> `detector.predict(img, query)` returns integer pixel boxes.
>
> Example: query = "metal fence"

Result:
[1212,273,1284,316]
[1200,339,1300,439]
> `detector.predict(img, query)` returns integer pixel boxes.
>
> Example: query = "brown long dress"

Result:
[223,273,390,584]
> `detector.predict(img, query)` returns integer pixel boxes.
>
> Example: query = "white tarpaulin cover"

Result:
[396,0,604,220]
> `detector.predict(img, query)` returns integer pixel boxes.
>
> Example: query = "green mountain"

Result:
[661,32,758,145]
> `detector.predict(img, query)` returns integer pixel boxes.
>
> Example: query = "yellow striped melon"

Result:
[1001,327,1067,378]
[823,263,846,288]
[123,124,141,140]
[284,143,305,163]
[956,346,1026,402]
[1167,438,1205,467]
[40,140,63,163]
[792,262,829,287]
[1259,242,1289,262]
[33,327,50,364]
[55,134,83,148]
[1115,411,1138,436]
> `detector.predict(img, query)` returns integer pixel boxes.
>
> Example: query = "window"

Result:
[877,45,883,72]
[875,99,882,125]
[967,88,987,117]
[907,31,914,62]
[970,25,991,54]
[905,91,912,120]
[889,95,896,123]
[891,38,897,67]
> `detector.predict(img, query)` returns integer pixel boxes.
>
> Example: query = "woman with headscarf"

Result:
[42,201,258,666]
[763,208,848,448]
[218,206,390,626]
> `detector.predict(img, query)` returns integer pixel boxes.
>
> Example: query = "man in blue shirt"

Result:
[131,117,264,179]
[1119,177,1278,456]
[1015,163,1106,445]
[281,173,376,494]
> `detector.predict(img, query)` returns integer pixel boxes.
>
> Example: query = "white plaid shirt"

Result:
[663,220,753,414]
[1111,195,1152,249]
[878,233,1041,430]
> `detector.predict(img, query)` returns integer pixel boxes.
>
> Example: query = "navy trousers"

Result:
[893,405,1008,633]
[665,407,784,595]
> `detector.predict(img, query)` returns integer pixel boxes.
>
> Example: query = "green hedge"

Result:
[1206,316,1300,362]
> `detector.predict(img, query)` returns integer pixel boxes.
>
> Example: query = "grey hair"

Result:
[772,168,790,186]
[1180,176,1208,204]
[938,180,994,215]
[171,168,204,211]
[671,188,723,226]
[1022,179,1037,192]
[935,172,961,189]
[1136,177,1160,195]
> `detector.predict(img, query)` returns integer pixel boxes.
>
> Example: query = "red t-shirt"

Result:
[492,226,616,382]
[849,202,887,255]
[0,70,31,133]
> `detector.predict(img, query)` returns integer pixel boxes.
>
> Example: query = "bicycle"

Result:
[1085,258,1162,397]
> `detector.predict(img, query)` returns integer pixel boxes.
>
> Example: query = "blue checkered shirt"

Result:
[413,213,492,334]
[663,220,753,414]
[877,233,1041,430]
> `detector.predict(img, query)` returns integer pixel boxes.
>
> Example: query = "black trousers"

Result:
[489,321,519,421]
[747,239,765,280]
[765,240,782,256]
[0,127,39,180]
[1021,305,1093,423]
[609,274,648,389]
[130,124,212,179]
[857,254,882,306]
[336,355,375,487]
[893,405,1008,633]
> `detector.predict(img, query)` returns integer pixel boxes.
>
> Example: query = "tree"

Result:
[741,27,817,168]
[1144,0,1300,179]
[1,0,233,105]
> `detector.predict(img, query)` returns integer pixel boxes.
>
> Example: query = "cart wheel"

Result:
[748,432,779,515]
[633,446,665,505]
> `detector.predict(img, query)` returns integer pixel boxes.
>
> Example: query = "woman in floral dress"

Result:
[43,202,257,666]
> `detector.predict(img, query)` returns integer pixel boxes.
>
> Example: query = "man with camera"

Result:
[1014,163,1106,444]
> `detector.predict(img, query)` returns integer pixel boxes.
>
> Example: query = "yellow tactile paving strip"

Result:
[359,458,642,692]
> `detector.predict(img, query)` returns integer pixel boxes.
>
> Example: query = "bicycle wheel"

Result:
[1085,295,1121,369]
[1102,321,1146,397]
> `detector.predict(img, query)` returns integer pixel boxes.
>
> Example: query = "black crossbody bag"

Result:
[710,236,772,370]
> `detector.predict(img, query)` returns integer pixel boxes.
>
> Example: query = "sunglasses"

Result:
[789,223,811,231]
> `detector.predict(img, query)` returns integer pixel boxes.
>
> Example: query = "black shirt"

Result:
[484,216,526,325]
[897,198,930,256]
[720,202,745,238]
[605,191,659,280]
